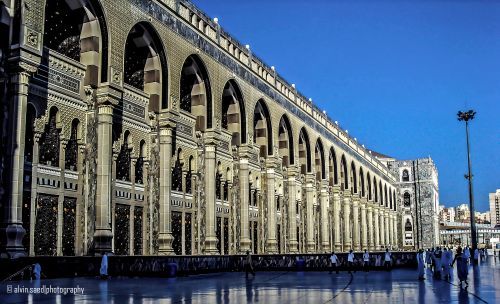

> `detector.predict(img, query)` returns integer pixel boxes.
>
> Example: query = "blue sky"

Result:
[193,0,500,212]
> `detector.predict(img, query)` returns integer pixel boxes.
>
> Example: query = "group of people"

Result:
[329,248,393,274]
[417,245,488,288]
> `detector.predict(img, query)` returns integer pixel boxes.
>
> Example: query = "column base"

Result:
[158,232,175,255]
[288,240,299,253]
[266,239,278,253]
[240,237,252,253]
[344,243,352,252]
[369,245,375,251]
[93,229,113,255]
[306,242,316,253]
[354,244,361,251]
[361,243,368,251]
[321,242,330,253]
[0,224,27,259]
[203,236,219,254]
[334,243,342,252]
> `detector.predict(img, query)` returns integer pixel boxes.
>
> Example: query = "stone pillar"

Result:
[367,203,374,251]
[203,142,219,254]
[287,167,298,253]
[343,193,352,251]
[265,160,278,253]
[379,209,386,249]
[360,199,368,250]
[238,151,251,253]
[57,141,67,256]
[305,174,315,253]
[388,211,394,248]
[374,207,380,250]
[385,211,390,248]
[157,125,174,254]
[1,70,32,258]
[352,197,360,251]
[29,134,41,256]
[93,104,114,254]
[392,212,398,249]
[332,187,342,251]
[320,181,329,252]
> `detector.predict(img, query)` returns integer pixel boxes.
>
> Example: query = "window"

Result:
[402,169,409,182]
[404,192,411,207]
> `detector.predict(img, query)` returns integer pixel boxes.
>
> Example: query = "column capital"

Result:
[286,165,299,177]
[96,83,122,107]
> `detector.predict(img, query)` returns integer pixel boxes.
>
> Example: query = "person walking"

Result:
[347,250,355,273]
[451,247,469,288]
[329,252,339,274]
[417,249,425,280]
[100,252,108,279]
[245,250,255,278]
[425,249,432,268]
[384,248,392,271]
[441,248,451,280]
[433,247,442,279]
[464,246,471,264]
[473,248,480,265]
[363,249,370,272]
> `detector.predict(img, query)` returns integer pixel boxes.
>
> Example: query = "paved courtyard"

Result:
[1,258,499,303]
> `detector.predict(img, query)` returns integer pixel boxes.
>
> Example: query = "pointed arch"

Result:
[124,21,168,112]
[367,172,372,200]
[384,184,388,208]
[379,181,383,206]
[393,190,397,211]
[350,161,357,194]
[39,107,61,167]
[278,114,294,167]
[298,127,312,175]
[253,99,273,157]
[359,167,365,197]
[314,139,326,181]
[340,155,348,190]
[180,54,212,131]
[44,0,109,85]
[222,79,246,145]
[328,147,338,186]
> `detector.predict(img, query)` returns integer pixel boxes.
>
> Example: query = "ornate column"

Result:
[238,148,251,252]
[342,193,352,251]
[367,203,374,251]
[320,180,329,252]
[374,206,380,250]
[157,121,174,254]
[287,167,298,253]
[203,141,218,254]
[352,196,360,251]
[360,198,368,250]
[93,103,114,254]
[266,159,278,253]
[1,68,34,258]
[28,134,41,256]
[305,173,315,253]
[332,187,342,251]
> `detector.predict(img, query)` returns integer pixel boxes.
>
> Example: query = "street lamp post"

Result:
[457,110,477,252]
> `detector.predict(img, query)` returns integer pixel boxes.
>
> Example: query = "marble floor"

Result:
[1,257,499,303]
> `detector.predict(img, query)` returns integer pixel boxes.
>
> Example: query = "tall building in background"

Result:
[456,204,471,223]
[373,154,440,249]
[439,206,456,223]
[490,190,500,227]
